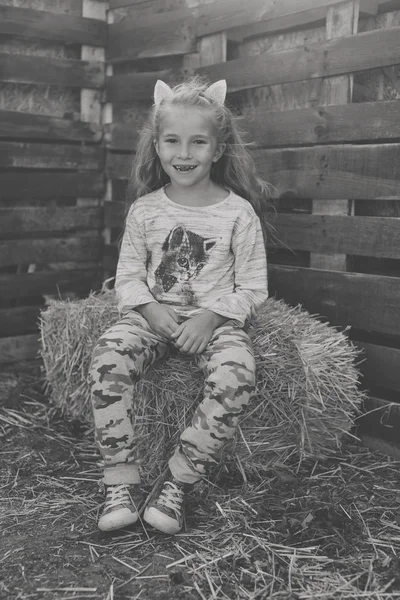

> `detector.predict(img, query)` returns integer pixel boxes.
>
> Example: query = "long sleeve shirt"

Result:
[115,187,268,328]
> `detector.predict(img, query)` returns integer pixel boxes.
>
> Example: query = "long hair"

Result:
[127,76,276,244]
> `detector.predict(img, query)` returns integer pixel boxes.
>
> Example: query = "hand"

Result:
[170,311,227,354]
[136,302,178,339]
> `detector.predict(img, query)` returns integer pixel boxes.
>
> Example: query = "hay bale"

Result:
[40,291,364,483]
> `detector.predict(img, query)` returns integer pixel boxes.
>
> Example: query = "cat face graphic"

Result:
[154,225,219,293]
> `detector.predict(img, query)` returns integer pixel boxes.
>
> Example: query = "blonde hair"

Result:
[128,76,276,243]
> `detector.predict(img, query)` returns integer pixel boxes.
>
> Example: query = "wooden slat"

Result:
[0,207,103,237]
[0,306,41,337]
[108,0,379,61]
[0,110,102,143]
[0,269,100,299]
[0,141,103,170]
[0,53,105,90]
[0,5,107,46]
[107,12,195,61]
[110,99,400,149]
[0,237,101,268]
[198,26,400,92]
[254,143,400,199]
[0,172,104,198]
[274,214,400,260]
[106,152,133,179]
[0,334,40,364]
[243,100,400,148]
[268,264,400,336]
[356,342,400,392]
[106,71,170,105]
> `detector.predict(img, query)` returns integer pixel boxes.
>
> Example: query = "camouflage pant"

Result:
[90,311,256,485]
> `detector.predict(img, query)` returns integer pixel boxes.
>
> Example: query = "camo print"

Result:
[89,311,256,485]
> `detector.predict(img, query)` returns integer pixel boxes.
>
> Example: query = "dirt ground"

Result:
[3,364,400,600]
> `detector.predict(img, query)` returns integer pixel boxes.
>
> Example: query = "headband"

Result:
[154,79,227,106]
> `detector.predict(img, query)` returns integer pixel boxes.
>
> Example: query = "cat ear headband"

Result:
[154,79,227,106]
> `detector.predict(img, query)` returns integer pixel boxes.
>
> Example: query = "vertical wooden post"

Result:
[79,0,106,211]
[310,0,359,271]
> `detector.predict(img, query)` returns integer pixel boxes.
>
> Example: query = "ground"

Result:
[2,365,400,600]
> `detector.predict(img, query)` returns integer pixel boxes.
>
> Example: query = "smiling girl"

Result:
[89,77,273,535]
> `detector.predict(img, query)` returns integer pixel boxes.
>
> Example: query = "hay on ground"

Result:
[40,290,364,484]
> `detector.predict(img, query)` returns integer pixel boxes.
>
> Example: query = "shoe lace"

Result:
[105,484,134,509]
[157,482,184,516]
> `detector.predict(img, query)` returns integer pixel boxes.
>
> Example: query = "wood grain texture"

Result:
[0,53,105,90]
[0,172,104,198]
[0,110,102,143]
[254,143,400,199]
[269,264,400,336]
[273,214,400,259]
[0,142,104,170]
[198,26,400,91]
[0,207,103,237]
[0,269,100,299]
[242,100,400,148]
[0,5,106,46]
[1,237,101,268]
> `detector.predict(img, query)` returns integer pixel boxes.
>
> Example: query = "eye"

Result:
[178,257,188,268]
[194,139,207,144]
[165,138,177,143]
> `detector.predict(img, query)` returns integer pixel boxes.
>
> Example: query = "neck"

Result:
[166,180,228,207]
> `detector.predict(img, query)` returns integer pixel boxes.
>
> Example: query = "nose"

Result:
[176,143,192,159]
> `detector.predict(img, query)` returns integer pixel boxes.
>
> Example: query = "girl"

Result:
[90,77,272,535]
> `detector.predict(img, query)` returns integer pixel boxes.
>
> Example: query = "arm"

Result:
[114,207,157,314]
[207,216,268,327]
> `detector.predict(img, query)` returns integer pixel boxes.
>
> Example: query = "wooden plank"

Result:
[0,306,42,337]
[228,0,379,41]
[108,0,378,61]
[105,122,139,150]
[0,5,107,46]
[311,0,359,272]
[0,53,105,90]
[107,12,195,61]
[197,26,400,92]
[0,207,103,236]
[0,269,100,299]
[355,342,400,392]
[254,143,400,199]
[0,110,102,143]
[106,70,171,105]
[0,141,103,170]
[0,172,104,198]
[0,334,40,364]
[106,152,133,179]
[273,214,400,260]
[0,237,101,268]
[242,99,400,148]
[268,265,400,337]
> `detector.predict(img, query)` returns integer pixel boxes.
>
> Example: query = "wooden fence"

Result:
[2,0,400,437]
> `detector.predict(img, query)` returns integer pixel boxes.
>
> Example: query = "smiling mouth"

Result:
[173,165,197,172]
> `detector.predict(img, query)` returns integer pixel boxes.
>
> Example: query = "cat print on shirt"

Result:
[152,225,219,305]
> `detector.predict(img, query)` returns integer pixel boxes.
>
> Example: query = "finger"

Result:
[166,308,179,323]
[195,340,208,354]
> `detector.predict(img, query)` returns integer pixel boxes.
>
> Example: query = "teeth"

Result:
[174,165,196,172]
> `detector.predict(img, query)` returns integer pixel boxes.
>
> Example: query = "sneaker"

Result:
[143,479,192,534]
[98,484,142,532]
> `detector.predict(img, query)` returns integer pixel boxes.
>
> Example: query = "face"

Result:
[154,106,225,192]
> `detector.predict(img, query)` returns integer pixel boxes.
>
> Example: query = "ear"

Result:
[203,238,218,254]
[204,80,227,104]
[212,142,226,163]
[154,80,173,105]
[153,138,159,155]
[168,225,187,249]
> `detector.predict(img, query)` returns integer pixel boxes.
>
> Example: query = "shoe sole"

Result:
[143,506,181,534]
[98,508,139,532]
